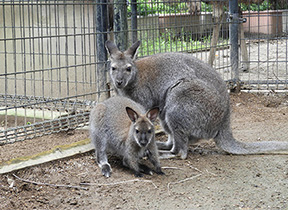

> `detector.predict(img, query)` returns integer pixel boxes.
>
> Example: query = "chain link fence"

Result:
[0,0,287,145]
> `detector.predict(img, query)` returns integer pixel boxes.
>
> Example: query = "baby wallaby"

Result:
[105,40,288,159]
[89,96,164,177]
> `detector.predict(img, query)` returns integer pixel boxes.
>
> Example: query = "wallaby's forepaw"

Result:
[156,171,165,175]
[155,168,165,175]
[134,172,144,177]
[101,164,112,177]
[139,164,153,175]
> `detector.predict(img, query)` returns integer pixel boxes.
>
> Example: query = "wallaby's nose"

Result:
[139,134,148,147]
[140,141,147,147]
[116,80,123,87]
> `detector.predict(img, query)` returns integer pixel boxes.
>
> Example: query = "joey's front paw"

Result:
[134,172,144,178]
[139,164,153,175]
[101,164,112,177]
[156,170,165,175]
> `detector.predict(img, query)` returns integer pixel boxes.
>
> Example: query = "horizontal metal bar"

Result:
[0,111,90,145]
[0,32,98,42]
[242,80,288,85]
[0,62,103,77]
[0,92,97,111]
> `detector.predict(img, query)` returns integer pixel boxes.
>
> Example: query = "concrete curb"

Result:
[0,139,94,174]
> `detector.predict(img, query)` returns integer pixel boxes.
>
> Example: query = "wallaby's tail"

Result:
[214,129,288,155]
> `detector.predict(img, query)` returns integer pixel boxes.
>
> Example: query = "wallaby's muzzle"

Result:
[116,80,123,88]
[138,134,149,147]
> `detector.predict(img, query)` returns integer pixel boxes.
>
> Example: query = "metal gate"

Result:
[0,0,287,144]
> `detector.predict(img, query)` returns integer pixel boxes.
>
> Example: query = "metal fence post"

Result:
[229,0,240,92]
[95,0,109,101]
[113,0,128,51]
[131,0,138,43]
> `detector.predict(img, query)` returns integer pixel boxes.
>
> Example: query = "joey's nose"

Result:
[140,141,147,147]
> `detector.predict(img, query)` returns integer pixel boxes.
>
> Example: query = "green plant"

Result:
[240,0,272,11]
[128,0,214,17]
[137,30,227,57]
[201,2,213,12]
[128,0,187,16]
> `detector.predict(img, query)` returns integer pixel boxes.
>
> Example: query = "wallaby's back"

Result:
[132,52,229,111]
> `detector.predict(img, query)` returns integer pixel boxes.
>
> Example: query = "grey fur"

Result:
[89,96,164,177]
[105,40,288,159]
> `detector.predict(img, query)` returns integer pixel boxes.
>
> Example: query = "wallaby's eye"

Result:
[148,129,152,134]
[126,66,132,72]
[112,67,116,71]
[135,129,139,134]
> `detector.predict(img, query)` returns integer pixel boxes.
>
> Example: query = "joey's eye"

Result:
[135,129,139,134]
[112,67,116,71]
[148,129,152,134]
[126,66,131,72]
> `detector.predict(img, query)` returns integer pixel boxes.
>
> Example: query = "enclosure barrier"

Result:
[0,0,287,144]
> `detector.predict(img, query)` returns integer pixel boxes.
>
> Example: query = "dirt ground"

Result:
[1,92,288,210]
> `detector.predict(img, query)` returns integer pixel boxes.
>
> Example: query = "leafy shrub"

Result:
[240,0,272,11]
[127,0,213,17]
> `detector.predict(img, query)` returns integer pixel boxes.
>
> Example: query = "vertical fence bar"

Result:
[229,0,240,92]
[113,0,128,51]
[131,0,137,43]
[95,0,108,102]
[2,3,8,130]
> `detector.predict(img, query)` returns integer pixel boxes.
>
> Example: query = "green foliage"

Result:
[240,0,272,11]
[274,0,288,9]
[128,0,187,16]
[137,31,228,57]
[201,2,212,12]
[128,0,213,17]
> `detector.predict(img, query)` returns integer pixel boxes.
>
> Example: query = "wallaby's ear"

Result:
[105,40,119,57]
[125,40,141,60]
[146,107,159,122]
[126,107,139,123]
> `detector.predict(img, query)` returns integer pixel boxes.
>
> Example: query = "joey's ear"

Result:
[146,107,159,122]
[125,40,141,60]
[126,107,139,123]
[105,40,120,57]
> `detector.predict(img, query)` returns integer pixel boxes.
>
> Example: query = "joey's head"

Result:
[126,107,159,148]
[105,40,141,89]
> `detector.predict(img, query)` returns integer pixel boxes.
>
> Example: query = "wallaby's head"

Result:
[105,40,141,89]
[126,107,159,147]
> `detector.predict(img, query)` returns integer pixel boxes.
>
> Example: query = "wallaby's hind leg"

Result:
[170,131,189,159]
[157,113,190,159]
[156,134,173,150]
[158,131,189,159]
[157,119,173,150]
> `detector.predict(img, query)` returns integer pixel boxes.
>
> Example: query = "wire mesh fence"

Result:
[0,0,287,145]
[0,0,102,144]
[239,0,288,90]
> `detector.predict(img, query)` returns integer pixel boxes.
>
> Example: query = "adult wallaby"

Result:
[89,96,164,177]
[105,40,288,159]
